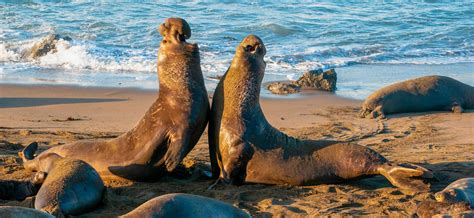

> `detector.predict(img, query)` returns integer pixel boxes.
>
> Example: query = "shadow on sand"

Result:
[0,97,127,108]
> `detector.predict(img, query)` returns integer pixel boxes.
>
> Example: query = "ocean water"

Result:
[1,1,473,99]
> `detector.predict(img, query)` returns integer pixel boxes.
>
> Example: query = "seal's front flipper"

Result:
[378,163,433,193]
[163,135,190,172]
[451,103,464,113]
[370,106,385,119]
[18,142,38,161]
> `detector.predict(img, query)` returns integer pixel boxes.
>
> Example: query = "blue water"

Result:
[1,1,473,99]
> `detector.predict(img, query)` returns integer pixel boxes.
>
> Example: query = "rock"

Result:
[266,68,337,95]
[295,68,337,92]
[22,34,72,59]
[267,82,301,95]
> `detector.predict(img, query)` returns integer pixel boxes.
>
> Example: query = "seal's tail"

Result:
[378,162,433,193]
[18,142,38,161]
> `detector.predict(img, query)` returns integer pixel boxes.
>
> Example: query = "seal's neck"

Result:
[157,50,204,96]
[223,55,264,116]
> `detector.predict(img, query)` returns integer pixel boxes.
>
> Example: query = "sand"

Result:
[0,84,472,217]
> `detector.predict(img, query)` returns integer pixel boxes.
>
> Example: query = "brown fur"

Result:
[20,18,210,181]
[209,35,432,192]
[360,76,474,118]
[120,193,250,218]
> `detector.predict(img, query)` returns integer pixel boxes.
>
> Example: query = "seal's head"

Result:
[235,34,266,61]
[229,35,267,87]
[435,189,467,203]
[158,18,197,54]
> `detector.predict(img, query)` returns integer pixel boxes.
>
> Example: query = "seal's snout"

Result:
[159,17,191,44]
[240,34,266,56]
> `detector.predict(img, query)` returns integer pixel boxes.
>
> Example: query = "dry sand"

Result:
[0,84,473,217]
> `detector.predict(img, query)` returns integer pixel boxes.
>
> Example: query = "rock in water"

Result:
[266,68,337,95]
[295,68,337,92]
[22,34,72,59]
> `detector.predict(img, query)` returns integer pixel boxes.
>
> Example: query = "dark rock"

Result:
[295,68,337,92]
[266,82,301,95]
[22,34,72,59]
[266,68,337,95]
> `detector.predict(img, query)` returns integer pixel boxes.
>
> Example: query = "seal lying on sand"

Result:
[435,178,474,207]
[120,193,250,218]
[208,35,432,192]
[0,206,54,218]
[359,76,474,119]
[20,148,104,216]
[19,18,209,181]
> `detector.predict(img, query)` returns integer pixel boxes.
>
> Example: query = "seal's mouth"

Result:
[244,43,259,54]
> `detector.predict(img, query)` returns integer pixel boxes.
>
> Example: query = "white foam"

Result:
[0,43,19,61]
[36,40,156,72]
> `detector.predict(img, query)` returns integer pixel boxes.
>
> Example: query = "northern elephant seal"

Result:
[435,178,474,207]
[0,206,53,218]
[120,193,250,218]
[19,18,209,181]
[359,76,474,119]
[30,153,103,216]
[208,35,432,192]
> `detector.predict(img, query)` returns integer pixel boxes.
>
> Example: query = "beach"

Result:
[1,84,472,217]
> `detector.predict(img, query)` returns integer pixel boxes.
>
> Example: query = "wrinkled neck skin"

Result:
[157,43,204,97]
[223,51,265,120]
[222,51,301,149]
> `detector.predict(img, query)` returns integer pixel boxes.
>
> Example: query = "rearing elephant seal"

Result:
[19,18,210,181]
[208,35,432,192]
[120,193,250,218]
[359,76,474,119]
[435,178,474,207]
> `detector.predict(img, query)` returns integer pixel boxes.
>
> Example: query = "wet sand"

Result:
[0,84,472,217]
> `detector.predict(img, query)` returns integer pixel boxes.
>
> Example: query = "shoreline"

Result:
[2,62,473,101]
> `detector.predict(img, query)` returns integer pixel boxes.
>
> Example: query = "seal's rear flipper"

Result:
[18,142,38,161]
[378,163,433,193]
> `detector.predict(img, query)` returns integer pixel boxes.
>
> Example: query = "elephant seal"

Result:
[120,193,250,218]
[208,35,432,192]
[359,76,474,119]
[19,18,209,181]
[0,206,53,218]
[30,152,104,216]
[435,178,474,207]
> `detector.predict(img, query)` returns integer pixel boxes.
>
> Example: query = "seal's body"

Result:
[120,193,250,218]
[435,178,474,207]
[20,18,209,181]
[209,35,432,192]
[32,153,104,216]
[359,76,474,118]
